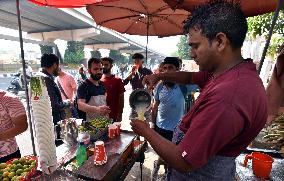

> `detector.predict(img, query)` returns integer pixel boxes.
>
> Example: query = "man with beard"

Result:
[151,57,189,180]
[40,53,71,146]
[77,58,110,121]
[101,57,125,122]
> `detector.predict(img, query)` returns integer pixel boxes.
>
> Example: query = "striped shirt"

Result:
[0,90,26,157]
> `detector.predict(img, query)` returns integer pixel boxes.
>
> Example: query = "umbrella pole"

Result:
[16,0,36,156]
[258,0,283,74]
[146,16,149,62]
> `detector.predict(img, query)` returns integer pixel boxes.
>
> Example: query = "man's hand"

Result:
[131,65,138,74]
[97,105,111,115]
[130,119,150,136]
[143,74,161,90]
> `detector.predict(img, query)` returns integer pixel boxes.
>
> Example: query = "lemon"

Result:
[18,158,25,164]
[3,177,10,181]
[12,160,19,165]
[0,163,7,169]
[3,171,10,177]
[16,169,23,176]
[8,172,15,178]
[3,168,10,172]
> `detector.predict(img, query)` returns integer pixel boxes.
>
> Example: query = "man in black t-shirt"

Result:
[77,58,110,121]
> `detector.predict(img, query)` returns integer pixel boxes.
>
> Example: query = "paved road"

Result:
[0,77,12,90]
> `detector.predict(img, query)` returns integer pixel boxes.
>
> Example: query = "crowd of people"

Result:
[1,1,284,180]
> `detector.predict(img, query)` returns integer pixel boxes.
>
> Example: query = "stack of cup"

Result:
[108,122,122,139]
[113,122,121,135]
[94,141,107,165]
[108,124,117,139]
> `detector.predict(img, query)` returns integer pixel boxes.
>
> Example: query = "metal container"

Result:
[129,88,152,120]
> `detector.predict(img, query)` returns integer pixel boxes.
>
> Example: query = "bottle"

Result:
[76,142,87,166]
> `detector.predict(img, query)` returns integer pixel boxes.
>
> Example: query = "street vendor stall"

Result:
[9,0,284,180]
[31,130,147,181]
[0,74,148,181]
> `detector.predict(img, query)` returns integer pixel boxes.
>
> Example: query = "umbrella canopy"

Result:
[163,0,281,17]
[28,0,117,8]
[86,0,190,37]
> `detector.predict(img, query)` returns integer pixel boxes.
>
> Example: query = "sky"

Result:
[0,26,180,57]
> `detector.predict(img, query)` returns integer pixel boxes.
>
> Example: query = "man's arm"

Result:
[123,66,136,85]
[151,100,159,126]
[0,114,28,141]
[78,99,98,113]
[144,71,209,90]
[130,120,193,173]
[117,93,124,122]
[123,74,132,85]
[70,76,77,101]
[78,99,110,115]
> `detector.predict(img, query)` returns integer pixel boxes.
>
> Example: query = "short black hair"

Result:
[101,57,114,64]
[88,57,101,69]
[132,53,144,60]
[183,0,248,49]
[163,57,181,69]
[41,53,59,68]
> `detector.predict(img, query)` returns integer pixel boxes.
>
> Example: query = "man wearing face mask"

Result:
[101,57,125,122]
[77,58,110,121]
[40,53,71,146]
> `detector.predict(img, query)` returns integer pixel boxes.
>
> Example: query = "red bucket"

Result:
[243,152,274,179]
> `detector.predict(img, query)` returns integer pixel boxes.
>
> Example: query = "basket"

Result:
[5,155,38,181]
[90,127,108,142]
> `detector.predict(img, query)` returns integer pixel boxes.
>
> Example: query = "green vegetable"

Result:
[30,77,42,98]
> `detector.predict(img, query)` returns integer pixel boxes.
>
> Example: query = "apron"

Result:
[86,95,107,121]
[166,125,236,181]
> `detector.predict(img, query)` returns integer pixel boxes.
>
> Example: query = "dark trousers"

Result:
[154,126,173,141]
[0,149,21,163]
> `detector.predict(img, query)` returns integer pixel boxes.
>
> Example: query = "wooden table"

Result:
[33,131,147,180]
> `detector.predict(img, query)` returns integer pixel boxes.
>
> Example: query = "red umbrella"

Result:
[163,0,281,17]
[86,0,190,37]
[28,0,118,8]
[86,0,190,59]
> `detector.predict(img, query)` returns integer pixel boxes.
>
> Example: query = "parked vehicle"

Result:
[6,73,25,95]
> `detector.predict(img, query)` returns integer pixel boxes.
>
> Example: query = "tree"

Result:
[109,50,130,66]
[39,45,53,54]
[247,11,284,58]
[39,44,63,63]
[90,50,101,59]
[177,35,190,59]
[64,41,85,64]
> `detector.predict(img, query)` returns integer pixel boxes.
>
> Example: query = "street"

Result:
[0,77,12,90]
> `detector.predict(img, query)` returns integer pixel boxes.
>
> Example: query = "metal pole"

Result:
[146,16,149,62]
[16,0,36,155]
[258,0,283,74]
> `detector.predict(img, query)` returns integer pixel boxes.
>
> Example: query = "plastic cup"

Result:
[113,122,121,135]
[108,124,117,139]
[94,141,107,165]
[243,152,274,179]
